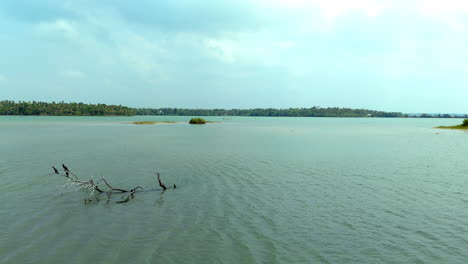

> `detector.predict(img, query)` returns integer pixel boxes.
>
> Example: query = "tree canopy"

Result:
[0,100,136,116]
[136,107,404,117]
[1,100,463,118]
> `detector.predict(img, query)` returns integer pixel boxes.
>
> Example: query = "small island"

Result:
[132,121,178,125]
[189,118,206,124]
[188,118,221,124]
[436,119,468,130]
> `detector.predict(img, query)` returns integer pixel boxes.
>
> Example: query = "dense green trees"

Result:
[0,100,135,116]
[135,107,404,117]
[1,100,463,118]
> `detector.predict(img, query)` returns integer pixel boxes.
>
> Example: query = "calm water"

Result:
[1,116,468,264]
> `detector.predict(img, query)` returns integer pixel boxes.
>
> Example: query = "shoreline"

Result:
[435,125,468,130]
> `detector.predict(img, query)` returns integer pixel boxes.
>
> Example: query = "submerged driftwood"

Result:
[50,164,175,203]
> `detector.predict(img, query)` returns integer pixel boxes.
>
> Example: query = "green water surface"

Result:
[1,116,468,264]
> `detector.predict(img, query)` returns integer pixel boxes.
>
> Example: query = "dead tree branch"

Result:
[50,165,175,203]
[156,172,167,190]
[98,178,128,193]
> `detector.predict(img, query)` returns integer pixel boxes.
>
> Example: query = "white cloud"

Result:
[61,70,84,78]
[71,12,170,84]
[258,0,388,31]
[203,34,283,67]
[417,0,468,31]
[422,0,468,16]
[115,31,169,84]
[204,38,237,63]
[37,19,79,39]
[313,0,387,19]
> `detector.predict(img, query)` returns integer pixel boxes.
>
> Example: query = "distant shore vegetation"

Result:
[137,107,405,118]
[0,100,135,116]
[436,119,468,130]
[1,100,467,118]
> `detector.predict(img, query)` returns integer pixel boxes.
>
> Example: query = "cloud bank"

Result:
[0,0,467,112]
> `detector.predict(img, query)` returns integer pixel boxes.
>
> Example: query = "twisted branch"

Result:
[50,165,175,203]
[99,178,128,193]
[156,172,167,190]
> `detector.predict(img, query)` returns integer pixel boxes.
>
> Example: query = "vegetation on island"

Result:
[436,119,468,130]
[0,100,135,116]
[132,121,177,125]
[189,118,206,124]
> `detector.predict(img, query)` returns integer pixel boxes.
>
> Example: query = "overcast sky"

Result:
[1,0,467,112]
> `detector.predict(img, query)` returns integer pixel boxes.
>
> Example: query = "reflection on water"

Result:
[1,116,468,264]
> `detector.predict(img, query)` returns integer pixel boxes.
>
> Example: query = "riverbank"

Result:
[435,125,468,130]
[435,119,468,130]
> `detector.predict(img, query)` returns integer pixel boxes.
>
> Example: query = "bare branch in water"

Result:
[50,165,175,203]
[130,186,144,193]
[99,178,128,193]
[156,172,167,190]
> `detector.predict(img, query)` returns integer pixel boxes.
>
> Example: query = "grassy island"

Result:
[436,119,468,130]
[132,121,177,125]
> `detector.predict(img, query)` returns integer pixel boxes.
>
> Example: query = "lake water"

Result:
[1,116,468,264]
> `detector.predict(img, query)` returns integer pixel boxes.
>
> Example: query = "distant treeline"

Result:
[135,107,404,117]
[0,100,136,116]
[1,100,465,118]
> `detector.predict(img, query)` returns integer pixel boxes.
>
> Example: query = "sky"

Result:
[0,0,468,112]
